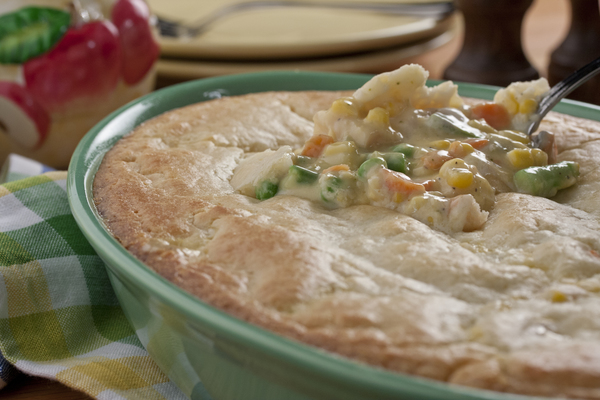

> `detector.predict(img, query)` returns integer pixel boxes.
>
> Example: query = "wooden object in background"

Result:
[443,0,539,86]
[548,0,600,105]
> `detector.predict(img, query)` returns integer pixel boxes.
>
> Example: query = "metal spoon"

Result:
[526,55,600,136]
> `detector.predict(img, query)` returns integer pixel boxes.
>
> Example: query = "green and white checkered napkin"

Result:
[0,155,187,399]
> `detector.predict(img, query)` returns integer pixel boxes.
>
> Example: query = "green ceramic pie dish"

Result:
[67,71,600,400]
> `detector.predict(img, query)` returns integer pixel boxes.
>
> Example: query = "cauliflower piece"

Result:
[412,80,464,110]
[354,64,463,112]
[353,64,429,111]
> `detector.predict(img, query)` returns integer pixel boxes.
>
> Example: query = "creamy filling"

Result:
[230,64,579,233]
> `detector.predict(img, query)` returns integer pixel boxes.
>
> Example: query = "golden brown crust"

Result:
[94,91,600,399]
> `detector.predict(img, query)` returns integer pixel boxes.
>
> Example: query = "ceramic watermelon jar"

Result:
[0,0,159,169]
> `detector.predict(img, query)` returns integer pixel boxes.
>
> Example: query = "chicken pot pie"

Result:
[94,65,600,399]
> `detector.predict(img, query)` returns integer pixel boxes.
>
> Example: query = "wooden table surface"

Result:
[1,0,569,398]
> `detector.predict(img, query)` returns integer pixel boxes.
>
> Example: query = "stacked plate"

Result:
[149,0,457,86]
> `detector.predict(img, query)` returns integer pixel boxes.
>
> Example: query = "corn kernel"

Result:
[519,98,538,114]
[439,158,467,176]
[532,148,548,166]
[448,141,475,158]
[507,148,535,169]
[462,143,475,154]
[365,107,390,125]
[331,98,358,117]
[323,141,355,156]
[430,140,450,150]
[551,291,568,303]
[392,192,404,203]
[447,168,474,189]
[499,129,530,144]
[467,119,497,134]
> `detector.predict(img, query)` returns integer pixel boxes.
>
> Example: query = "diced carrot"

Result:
[464,138,489,150]
[322,164,350,174]
[301,135,334,158]
[383,169,426,197]
[422,179,438,191]
[471,103,511,130]
[423,150,453,171]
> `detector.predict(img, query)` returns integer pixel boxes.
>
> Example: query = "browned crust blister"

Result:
[94,91,600,399]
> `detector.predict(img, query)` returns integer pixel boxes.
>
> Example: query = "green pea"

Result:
[288,165,319,184]
[513,161,580,197]
[391,143,418,158]
[383,152,409,174]
[321,175,343,202]
[255,180,278,200]
[357,157,386,178]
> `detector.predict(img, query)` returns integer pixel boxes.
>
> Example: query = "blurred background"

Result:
[150,0,599,103]
[1,0,600,171]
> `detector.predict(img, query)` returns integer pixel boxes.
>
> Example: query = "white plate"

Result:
[150,0,455,60]
[156,28,455,82]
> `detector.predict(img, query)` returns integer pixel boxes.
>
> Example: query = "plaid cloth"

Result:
[1,154,56,183]
[0,155,188,399]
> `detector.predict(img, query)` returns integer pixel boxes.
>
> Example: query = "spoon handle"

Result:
[528,56,600,135]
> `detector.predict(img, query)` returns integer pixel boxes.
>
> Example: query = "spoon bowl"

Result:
[526,56,600,136]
